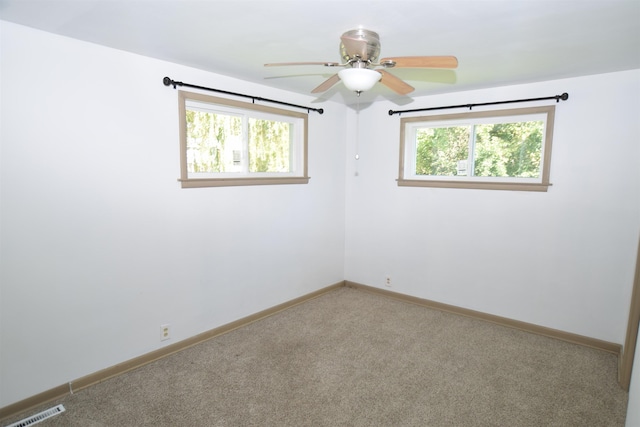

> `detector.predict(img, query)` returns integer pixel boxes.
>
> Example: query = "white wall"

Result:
[0,21,347,407]
[344,70,640,344]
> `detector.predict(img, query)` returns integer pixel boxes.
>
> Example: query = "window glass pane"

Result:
[186,109,242,173]
[473,121,544,178]
[248,118,292,173]
[415,126,470,176]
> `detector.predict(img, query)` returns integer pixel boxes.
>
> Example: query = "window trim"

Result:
[178,90,309,188]
[397,105,556,192]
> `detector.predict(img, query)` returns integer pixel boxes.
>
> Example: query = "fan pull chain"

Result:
[354,97,360,177]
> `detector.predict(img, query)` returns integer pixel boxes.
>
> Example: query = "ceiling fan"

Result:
[265,28,458,96]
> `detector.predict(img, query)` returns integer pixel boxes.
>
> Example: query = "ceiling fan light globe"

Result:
[338,68,381,92]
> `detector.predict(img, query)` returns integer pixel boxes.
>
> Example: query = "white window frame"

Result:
[178,90,309,188]
[398,106,556,192]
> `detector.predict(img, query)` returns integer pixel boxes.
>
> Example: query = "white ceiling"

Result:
[1,0,639,105]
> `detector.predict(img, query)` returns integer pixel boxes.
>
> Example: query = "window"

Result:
[398,106,556,191]
[178,91,309,188]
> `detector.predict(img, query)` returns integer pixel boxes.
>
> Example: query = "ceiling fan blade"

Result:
[378,70,414,95]
[311,74,341,93]
[265,61,340,67]
[340,35,369,59]
[380,56,458,69]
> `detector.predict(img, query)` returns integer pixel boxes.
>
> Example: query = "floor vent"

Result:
[6,404,66,427]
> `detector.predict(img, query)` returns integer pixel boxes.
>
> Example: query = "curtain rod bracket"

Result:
[162,76,324,114]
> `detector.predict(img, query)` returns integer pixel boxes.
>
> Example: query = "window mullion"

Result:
[468,125,476,177]
[243,115,250,174]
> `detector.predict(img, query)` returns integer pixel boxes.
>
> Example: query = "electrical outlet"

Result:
[385,276,392,287]
[160,324,171,341]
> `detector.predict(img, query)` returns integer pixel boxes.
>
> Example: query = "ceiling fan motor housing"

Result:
[340,29,381,67]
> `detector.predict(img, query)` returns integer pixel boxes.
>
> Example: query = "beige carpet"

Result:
[3,287,628,426]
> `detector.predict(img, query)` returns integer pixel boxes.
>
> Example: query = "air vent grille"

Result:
[6,404,65,427]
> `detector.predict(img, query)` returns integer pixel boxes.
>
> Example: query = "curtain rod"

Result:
[163,77,324,115]
[388,92,569,116]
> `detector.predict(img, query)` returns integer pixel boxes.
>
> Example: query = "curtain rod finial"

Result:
[163,77,179,89]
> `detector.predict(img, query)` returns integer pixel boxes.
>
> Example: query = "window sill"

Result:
[397,179,550,192]
[180,177,310,188]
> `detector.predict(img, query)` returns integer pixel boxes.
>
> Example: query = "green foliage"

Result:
[248,119,292,173]
[474,122,543,178]
[416,126,470,176]
[185,110,242,173]
[415,120,543,178]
